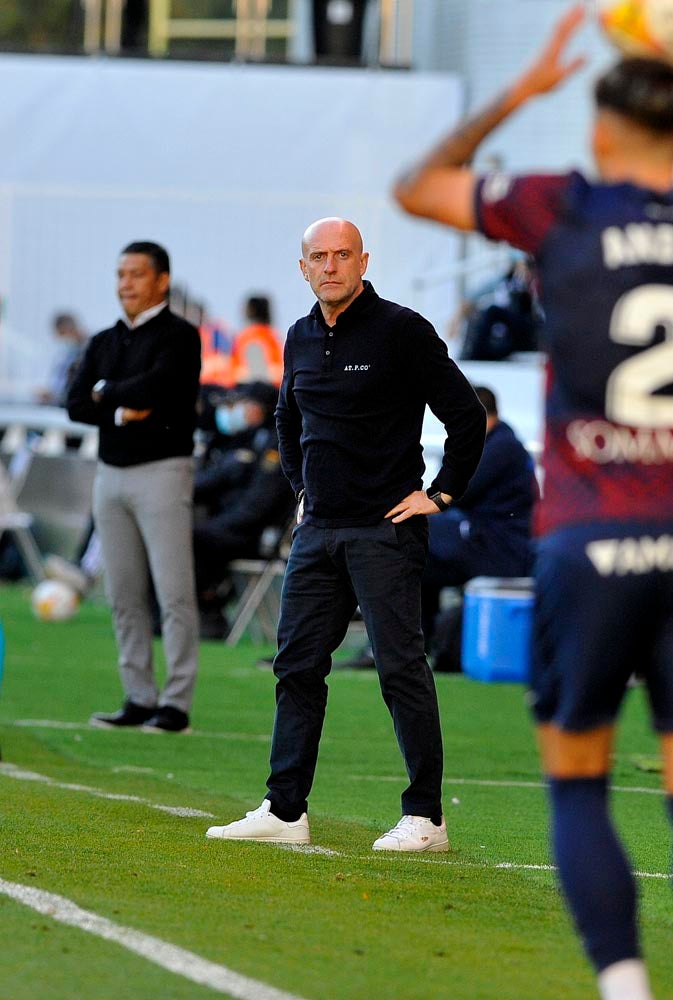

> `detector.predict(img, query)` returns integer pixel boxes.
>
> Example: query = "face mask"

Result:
[215,402,248,436]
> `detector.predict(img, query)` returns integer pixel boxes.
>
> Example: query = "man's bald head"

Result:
[301,217,364,258]
[299,217,369,323]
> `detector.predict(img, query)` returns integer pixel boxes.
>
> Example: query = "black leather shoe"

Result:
[89,700,157,728]
[141,706,191,733]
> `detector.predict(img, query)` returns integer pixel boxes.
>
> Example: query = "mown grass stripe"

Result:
[0,878,307,1000]
[0,763,215,818]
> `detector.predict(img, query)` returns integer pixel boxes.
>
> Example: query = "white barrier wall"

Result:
[0,53,464,398]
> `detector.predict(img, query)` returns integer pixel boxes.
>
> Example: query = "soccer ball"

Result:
[598,0,673,61]
[31,580,80,622]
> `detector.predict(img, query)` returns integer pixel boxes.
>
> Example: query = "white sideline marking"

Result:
[379,857,671,881]
[350,774,666,796]
[497,862,668,881]
[13,719,269,742]
[276,844,341,856]
[13,720,87,730]
[0,763,215,819]
[0,878,306,1000]
[112,766,157,774]
[0,762,339,854]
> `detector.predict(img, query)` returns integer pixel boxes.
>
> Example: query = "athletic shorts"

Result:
[530,520,673,733]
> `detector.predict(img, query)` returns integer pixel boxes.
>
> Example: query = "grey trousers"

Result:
[93,457,199,713]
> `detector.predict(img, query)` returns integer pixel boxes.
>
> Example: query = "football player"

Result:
[393,6,673,999]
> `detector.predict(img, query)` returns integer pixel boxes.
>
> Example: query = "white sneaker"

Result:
[205,799,310,844]
[372,814,449,852]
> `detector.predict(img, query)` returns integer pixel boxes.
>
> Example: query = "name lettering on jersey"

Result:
[343,364,370,372]
[567,419,673,464]
[586,535,673,576]
[602,223,673,269]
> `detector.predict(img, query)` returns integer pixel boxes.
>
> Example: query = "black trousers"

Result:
[266,517,444,823]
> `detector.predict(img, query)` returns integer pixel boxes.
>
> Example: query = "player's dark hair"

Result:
[121,241,171,274]
[473,385,497,417]
[595,58,673,133]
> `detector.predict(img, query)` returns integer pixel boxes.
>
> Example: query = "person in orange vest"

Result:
[199,319,234,388]
[232,295,284,387]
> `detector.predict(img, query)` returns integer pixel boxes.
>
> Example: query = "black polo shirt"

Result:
[276,282,486,527]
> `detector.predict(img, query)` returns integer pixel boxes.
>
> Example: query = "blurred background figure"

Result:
[35,312,88,407]
[231,294,284,387]
[193,380,294,639]
[67,240,201,734]
[199,294,283,390]
[450,255,543,362]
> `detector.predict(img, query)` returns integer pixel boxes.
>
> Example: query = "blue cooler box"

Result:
[462,577,534,683]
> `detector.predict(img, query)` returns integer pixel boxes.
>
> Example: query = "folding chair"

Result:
[225,517,294,646]
[14,452,96,561]
[0,462,45,583]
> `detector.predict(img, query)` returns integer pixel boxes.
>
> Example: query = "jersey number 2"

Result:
[606,284,673,428]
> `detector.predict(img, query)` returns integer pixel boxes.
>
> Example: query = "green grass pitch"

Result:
[0,582,671,999]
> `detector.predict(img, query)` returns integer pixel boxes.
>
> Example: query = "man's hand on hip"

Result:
[385,490,451,523]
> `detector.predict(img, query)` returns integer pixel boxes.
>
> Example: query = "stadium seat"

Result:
[15,453,96,561]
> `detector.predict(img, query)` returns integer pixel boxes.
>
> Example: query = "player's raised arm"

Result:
[392,3,587,230]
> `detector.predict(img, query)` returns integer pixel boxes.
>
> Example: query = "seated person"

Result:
[193,381,295,638]
[342,385,538,671]
[423,385,539,669]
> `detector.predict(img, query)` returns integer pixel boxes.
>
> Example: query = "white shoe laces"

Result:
[383,815,426,840]
[241,802,271,823]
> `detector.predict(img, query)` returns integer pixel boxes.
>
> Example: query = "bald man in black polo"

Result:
[206,218,485,850]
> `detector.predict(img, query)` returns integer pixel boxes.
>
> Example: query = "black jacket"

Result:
[67,307,201,467]
[457,420,538,529]
[194,424,295,552]
[276,282,486,527]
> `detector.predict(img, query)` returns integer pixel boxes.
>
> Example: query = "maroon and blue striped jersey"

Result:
[476,170,673,536]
